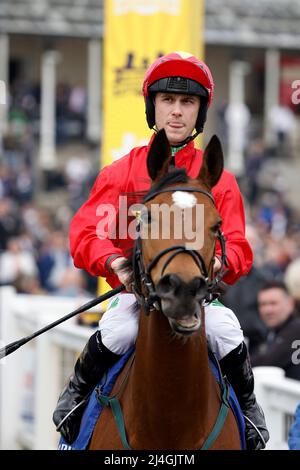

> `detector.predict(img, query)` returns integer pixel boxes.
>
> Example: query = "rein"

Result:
[97,185,230,449]
[97,305,231,450]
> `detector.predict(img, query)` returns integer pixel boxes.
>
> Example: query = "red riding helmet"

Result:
[143,51,214,134]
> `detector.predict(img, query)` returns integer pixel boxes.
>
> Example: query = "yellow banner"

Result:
[102,0,204,167]
[100,0,204,295]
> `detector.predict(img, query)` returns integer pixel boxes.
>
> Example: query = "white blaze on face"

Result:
[172,191,197,209]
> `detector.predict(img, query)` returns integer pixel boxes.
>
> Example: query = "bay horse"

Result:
[89,130,241,450]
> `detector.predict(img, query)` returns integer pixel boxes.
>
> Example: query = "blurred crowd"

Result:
[0,80,97,300]
[219,124,300,369]
[1,79,300,372]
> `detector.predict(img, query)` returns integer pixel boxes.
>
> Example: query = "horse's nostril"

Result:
[169,274,180,289]
[189,277,207,297]
[157,274,181,296]
[157,275,207,300]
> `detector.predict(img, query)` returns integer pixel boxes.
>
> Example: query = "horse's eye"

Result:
[211,221,222,234]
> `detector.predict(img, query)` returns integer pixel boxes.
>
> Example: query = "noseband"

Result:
[132,186,228,314]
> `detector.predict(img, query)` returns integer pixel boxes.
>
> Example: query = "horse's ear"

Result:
[147,129,171,182]
[198,135,224,190]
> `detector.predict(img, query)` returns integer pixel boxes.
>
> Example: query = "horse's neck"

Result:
[128,310,212,445]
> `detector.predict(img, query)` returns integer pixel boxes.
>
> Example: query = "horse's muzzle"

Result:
[168,305,201,336]
[156,274,205,335]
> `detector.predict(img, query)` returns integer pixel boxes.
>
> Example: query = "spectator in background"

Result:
[221,225,271,353]
[251,281,300,380]
[0,237,37,285]
[68,83,87,139]
[244,138,265,205]
[288,404,300,450]
[285,257,300,313]
[64,154,93,212]
[15,165,34,204]
[14,273,46,295]
[54,266,90,298]
[37,231,72,292]
[21,205,53,246]
[268,104,296,156]
[221,267,270,354]
[262,236,297,280]
[68,83,86,117]
[0,166,14,199]
[0,198,21,250]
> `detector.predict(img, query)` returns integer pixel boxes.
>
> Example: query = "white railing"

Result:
[0,286,98,450]
[1,286,300,450]
[253,366,300,449]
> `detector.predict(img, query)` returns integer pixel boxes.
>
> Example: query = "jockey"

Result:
[53,52,269,449]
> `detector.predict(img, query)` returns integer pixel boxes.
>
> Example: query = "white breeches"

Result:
[98,293,244,360]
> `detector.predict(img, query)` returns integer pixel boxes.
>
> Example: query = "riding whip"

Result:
[0,284,125,359]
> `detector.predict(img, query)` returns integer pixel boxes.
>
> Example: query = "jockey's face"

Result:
[154,92,200,145]
[258,287,295,328]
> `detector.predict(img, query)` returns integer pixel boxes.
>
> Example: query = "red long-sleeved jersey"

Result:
[70,136,253,288]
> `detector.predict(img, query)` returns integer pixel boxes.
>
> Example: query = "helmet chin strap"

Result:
[152,126,201,147]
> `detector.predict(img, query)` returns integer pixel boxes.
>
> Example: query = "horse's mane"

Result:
[122,168,189,205]
[144,168,188,202]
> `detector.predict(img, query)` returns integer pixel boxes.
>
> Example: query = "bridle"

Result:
[95,188,248,452]
[132,185,228,314]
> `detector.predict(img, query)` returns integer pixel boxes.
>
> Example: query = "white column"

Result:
[226,61,250,176]
[39,50,60,170]
[264,49,280,146]
[0,34,9,143]
[87,39,102,143]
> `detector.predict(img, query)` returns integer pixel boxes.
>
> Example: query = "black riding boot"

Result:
[53,330,121,444]
[220,342,269,450]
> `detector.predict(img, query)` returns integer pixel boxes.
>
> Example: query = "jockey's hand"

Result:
[111,257,134,292]
[213,257,222,273]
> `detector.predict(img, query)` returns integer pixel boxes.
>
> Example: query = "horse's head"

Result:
[133,129,226,336]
